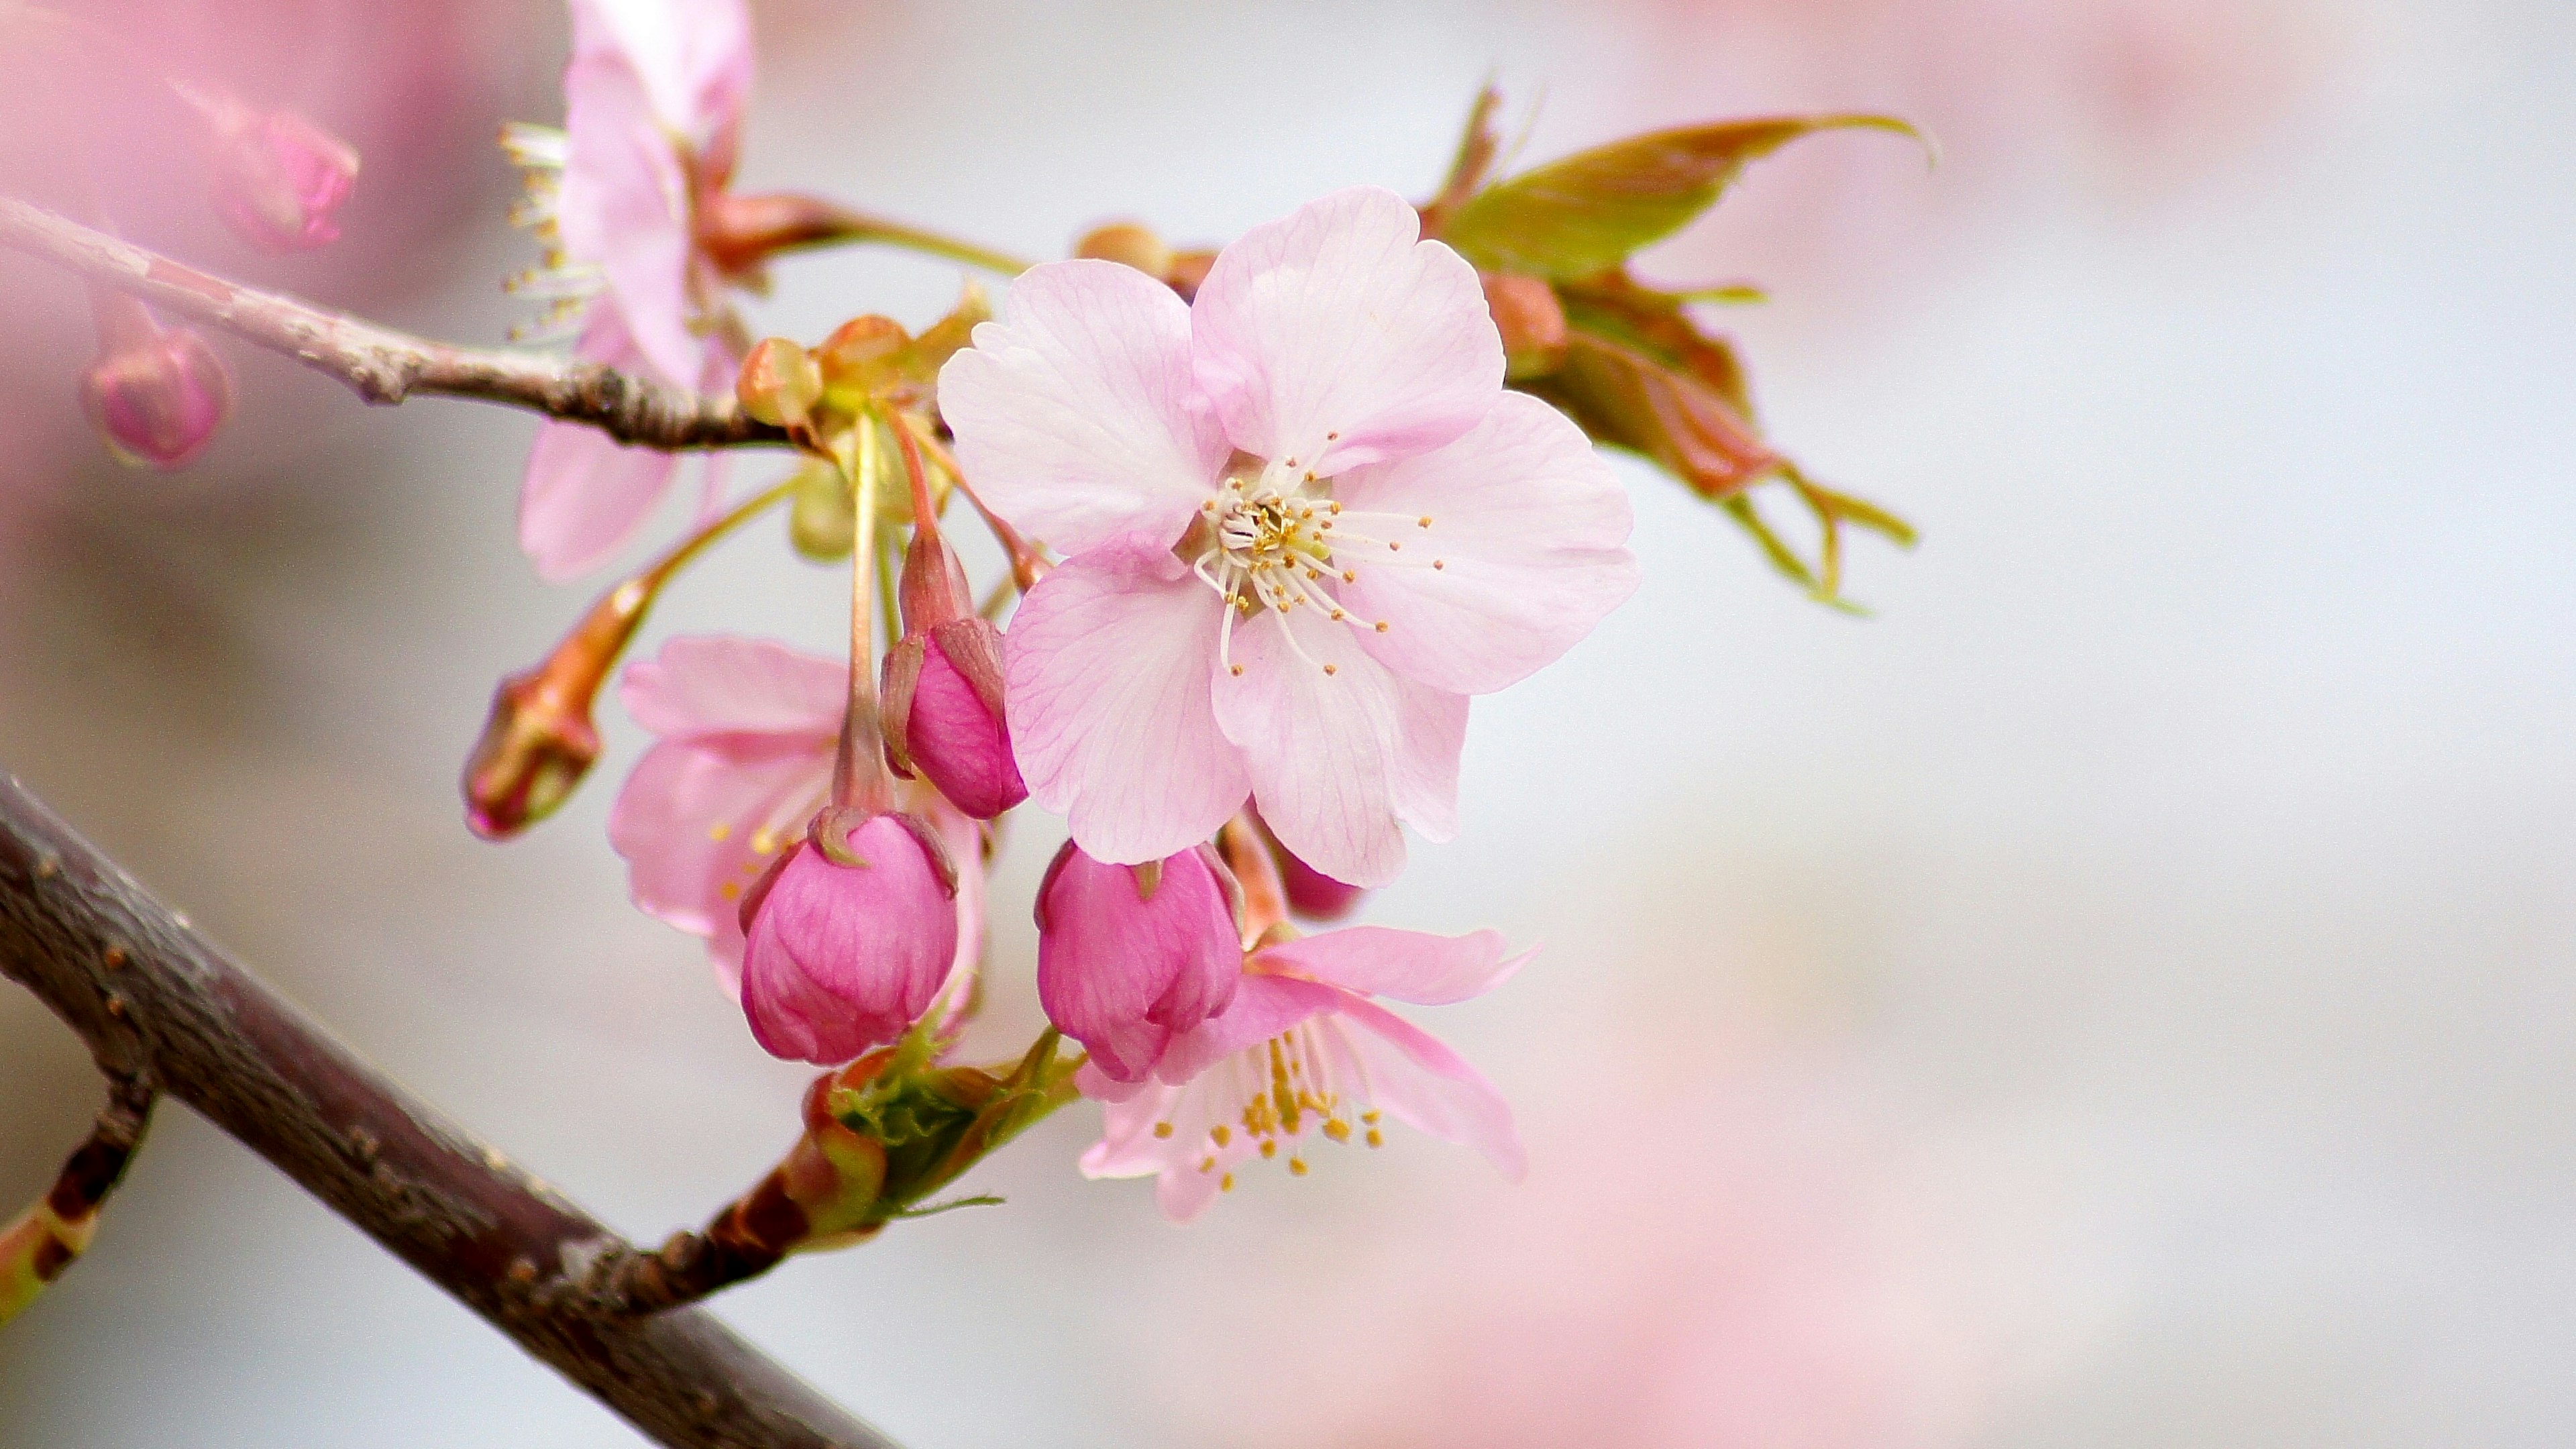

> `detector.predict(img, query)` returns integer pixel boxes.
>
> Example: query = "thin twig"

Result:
[0,195,790,450]
[0,770,898,1449]
[0,1071,156,1328]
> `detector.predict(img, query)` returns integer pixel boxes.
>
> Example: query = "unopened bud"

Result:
[787,458,855,561]
[1074,221,1173,278]
[461,665,600,841]
[1034,842,1242,1083]
[1482,272,1568,381]
[880,494,1026,818]
[78,321,231,470]
[814,315,918,410]
[1163,249,1218,301]
[187,89,359,254]
[741,812,961,1065]
[738,337,823,429]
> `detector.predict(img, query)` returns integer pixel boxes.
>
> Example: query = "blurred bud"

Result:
[1034,842,1242,1082]
[462,549,670,839]
[184,88,360,254]
[1163,249,1218,301]
[1482,272,1568,381]
[78,309,231,470]
[1074,221,1173,277]
[739,810,960,1065]
[787,458,855,561]
[814,315,919,410]
[738,337,823,429]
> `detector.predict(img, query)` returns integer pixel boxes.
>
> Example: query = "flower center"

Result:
[1150,1018,1385,1194]
[1188,453,1449,679]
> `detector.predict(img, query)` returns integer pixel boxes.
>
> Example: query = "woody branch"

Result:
[0,195,788,449]
[0,770,898,1449]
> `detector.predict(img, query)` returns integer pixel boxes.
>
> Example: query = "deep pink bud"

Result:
[195,92,360,253]
[1034,842,1241,1082]
[881,487,1026,818]
[78,323,231,469]
[740,811,960,1065]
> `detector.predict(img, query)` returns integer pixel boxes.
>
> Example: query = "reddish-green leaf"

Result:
[1443,114,1925,279]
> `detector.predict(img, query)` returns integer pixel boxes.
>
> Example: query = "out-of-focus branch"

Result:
[0,1071,156,1327]
[0,771,898,1449]
[0,195,788,449]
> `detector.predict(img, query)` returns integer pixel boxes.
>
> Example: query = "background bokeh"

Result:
[4,0,2572,1445]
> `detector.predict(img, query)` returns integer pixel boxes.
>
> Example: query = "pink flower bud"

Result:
[1248,804,1368,922]
[202,99,360,254]
[78,325,231,470]
[740,811,960,1065]
[883,621,1026,818]
[881,495,1027,818]
[1035,843,1242,1083]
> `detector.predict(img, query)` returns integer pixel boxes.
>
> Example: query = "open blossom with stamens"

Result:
[605,635,983,1012]
[941,186,1640,888]
[507,0,753,581]
[1080,923,1530,1222]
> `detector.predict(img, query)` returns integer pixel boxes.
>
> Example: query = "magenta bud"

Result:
[1034,842,1242,1083]
[78,326,232,469]
[740,813,961,1065]
[883,620,1026,818]
[202,99,360,254]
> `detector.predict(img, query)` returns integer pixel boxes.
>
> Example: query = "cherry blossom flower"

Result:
[507,0,754,581]
[605,635,983,1011]
[941,186,1640,888]
[1079,923,1530,1222]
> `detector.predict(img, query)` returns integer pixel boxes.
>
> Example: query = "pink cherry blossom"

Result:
[605,635,983,1008]
[1035,843,1241,1083]
[941,186,1641,888]
[513,0,753,581]
[1079,922,1531,1222]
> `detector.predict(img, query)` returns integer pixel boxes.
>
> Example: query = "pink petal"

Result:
[1252,926,1533,1006]
[938,260,1228,557]
[521,415,682,582]
[739,818,959,1064]
[1149,973,1340,1085]
[571,0,752,146]
[1334,392,1643,695]
[1004,535,1249,865]
[1333,995,1526,1181]
[1191,186,1503,477]
[607,735,830,989]
[557,52,702,386]
[1210,603,1459,888]
[620,635,846,742]
[904,631,1028,818]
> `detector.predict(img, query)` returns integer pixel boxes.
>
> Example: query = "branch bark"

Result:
[0,195,790,450]
[0,770,899,1449]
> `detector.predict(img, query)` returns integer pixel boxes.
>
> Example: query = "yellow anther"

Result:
[1230,663,1244,676]
[1152,1122,1174,1139]
[750,829,778,855]
[1433,559,1446,570]
[1417,516,1433,528]
[1211,1126,1231,1146]
[1220,1173,1235,1191]
[1365,1129,1384,1148]
[718,881,740,900]
[1260,1140,1277,1159]
[1361,1110,1381,1125]
[1340,570,1357,583]
[1322,1120,1351,1143]
[1199,1155,1216,1173]
[708,822,732,843]
[1330,608,1346,621]
[1322,663,1338,676]
[1288,1158,1309,1177]
[1387,541,1402,553]
[1373,621,1389,633]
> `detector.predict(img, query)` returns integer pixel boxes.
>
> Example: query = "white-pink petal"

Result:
[570,0,752,147]
[1252,926,1533,1006]
[557,50,702,386]
[1004,536,1250,864]
[1335,392,1642,696]
[1333,995,1526,1181]
[938,260,1230,558]
[608,735,829,987]
[521,415,682,582]
[1191,186,1502,477]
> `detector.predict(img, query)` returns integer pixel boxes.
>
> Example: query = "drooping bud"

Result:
[77,294,231,470]
[183,87,359,254]
[1482,271,1568,381]
[1246,804,1369,921]
[739,809,961,1065]
[737,337,824,431]
[1034,842,1242,1083]
[1074,221,1173,278]
[878,421,1026,817]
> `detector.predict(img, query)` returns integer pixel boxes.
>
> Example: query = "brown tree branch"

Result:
[0,770,899,1449]
[0,195,790,450]
[0,1070,156,1327]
